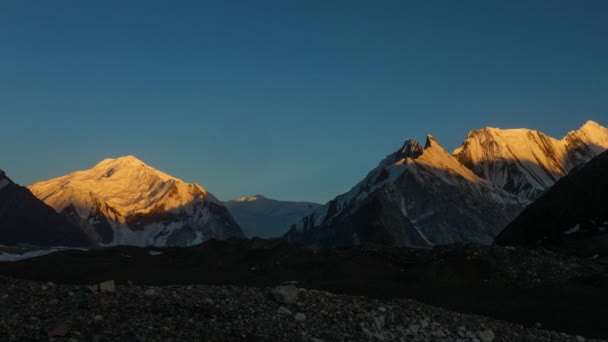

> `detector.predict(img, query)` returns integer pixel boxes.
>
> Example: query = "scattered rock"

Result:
[99,280,115,293]
[478,329,495,342]
[277,306,292,315]
[272,285,299,304]
[408,324,420,334]
[430,330,447,338]
[0,275,597,342]
[47,322,69,337]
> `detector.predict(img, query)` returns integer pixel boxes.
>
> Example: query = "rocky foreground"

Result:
[0,276,601,342]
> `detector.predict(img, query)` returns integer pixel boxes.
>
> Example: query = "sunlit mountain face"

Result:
[286,121,608,247]
[28,156,244,246]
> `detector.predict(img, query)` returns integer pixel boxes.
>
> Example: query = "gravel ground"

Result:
[0,276,602,342]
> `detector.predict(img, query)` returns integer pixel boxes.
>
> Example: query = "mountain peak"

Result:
[95,155,147,169]
[399,139,424,159]
[424,134,441,149]
[582,120,601,128]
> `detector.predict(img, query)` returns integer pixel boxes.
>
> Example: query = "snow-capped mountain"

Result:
[28,156,244,246]
[225,195,321,238]
[454,120,608,199]
[285,136,527,247]
[495,149,608,256]
[0,169,91,247]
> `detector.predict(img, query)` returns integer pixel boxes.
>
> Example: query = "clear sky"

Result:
[1,1,607,203]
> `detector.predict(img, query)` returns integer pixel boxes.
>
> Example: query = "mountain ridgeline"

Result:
[2,120,607,248]
[286,120,608,247]
[224,195,321,238]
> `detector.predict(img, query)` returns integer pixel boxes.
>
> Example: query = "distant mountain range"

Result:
[1,120,606,248]
[28,156,244,246]
[286,120,608,247]
[224,195,320,238]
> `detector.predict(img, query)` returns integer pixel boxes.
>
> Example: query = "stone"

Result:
[93,315,103,321]
[295,313,306,322]
[99,280,115,293]
[408,324,420,334]
[47,323,69,337]
[431,330,447,338]
[144,289,156,296]
[277,306,292,315]
[48,299,59,305]
[478,329,495,342]
[272,285,299,304]
[576,337,585,342]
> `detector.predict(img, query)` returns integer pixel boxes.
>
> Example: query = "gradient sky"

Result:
[1,1,607,203]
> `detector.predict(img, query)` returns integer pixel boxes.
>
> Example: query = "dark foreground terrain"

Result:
[1,239,607,341]
[0,276,600,342]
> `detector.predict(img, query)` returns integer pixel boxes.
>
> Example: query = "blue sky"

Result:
[1,1,607,203]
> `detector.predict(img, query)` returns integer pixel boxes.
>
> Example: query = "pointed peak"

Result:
[398,139,424,159]
[0,169,6,180]
[424,134,441,149]
[581,120,603,129]
[424,134,444,150]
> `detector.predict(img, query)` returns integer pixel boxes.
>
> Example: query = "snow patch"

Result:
[148,250,163,256]
[189,231,205,246]
[564,224,581,235]
[0,248,87,262]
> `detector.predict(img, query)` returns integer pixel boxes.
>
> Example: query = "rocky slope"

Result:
[0,170,91,247]
[28,156,244,246]
[285,136,526,247]
[495,149,608,255]
[454,120,608,200]
[225,195,321,238]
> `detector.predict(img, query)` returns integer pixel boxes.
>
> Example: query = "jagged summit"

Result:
[398,139,424,159]
[424,134,440,149]
[287,132,524,247]
[453,120,608,199]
